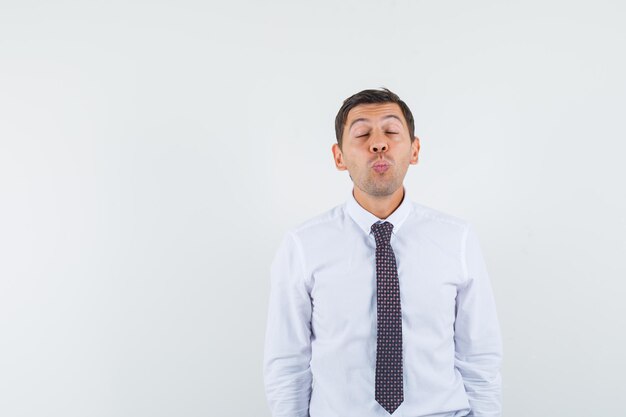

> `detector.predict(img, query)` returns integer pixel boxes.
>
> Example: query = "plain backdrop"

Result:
[1,0,625,416]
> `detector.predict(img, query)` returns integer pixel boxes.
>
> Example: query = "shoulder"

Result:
[404,200,471,242]
[284,203,347,242]
[410,200,468,228]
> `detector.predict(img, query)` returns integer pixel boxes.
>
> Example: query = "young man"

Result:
[263,88,502,417]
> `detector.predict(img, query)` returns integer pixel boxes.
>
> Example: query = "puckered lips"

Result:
[371,159,392,174]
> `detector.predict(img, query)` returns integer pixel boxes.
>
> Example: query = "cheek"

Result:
[393,152,412,168]
[342,150,361,166]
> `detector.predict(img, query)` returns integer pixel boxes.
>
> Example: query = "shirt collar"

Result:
[345,186,412,237]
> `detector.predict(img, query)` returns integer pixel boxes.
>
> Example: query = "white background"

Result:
[1,1,625,416]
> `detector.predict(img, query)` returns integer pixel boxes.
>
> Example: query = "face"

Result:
[332,102,420,197]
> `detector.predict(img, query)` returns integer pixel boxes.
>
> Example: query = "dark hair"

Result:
[334,87,416,149]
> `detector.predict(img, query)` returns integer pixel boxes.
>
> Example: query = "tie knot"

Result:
[371,221,394,246]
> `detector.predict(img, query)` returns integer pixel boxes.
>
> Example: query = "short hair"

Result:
[334,87,416,149]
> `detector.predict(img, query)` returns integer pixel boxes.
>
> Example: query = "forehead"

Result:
[345,102,406,126]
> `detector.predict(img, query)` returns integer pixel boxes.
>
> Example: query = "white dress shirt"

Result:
[263,188,502,417]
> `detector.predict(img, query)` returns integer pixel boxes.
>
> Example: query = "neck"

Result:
[353,186,405,219]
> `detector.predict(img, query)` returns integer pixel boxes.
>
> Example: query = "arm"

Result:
[454,224,503,417]
[263,232,313,417]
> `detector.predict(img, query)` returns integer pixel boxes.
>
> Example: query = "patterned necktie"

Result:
[371,221,404,414]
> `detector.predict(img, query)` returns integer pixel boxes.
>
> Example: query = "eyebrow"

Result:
[349,115,403,129]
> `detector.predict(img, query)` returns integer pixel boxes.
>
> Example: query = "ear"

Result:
[332,143,348,171]
[409,136,420,165]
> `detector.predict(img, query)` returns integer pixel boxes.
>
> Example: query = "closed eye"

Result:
[387,132,399,135]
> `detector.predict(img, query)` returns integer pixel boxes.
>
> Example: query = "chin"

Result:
[363,185,399,197]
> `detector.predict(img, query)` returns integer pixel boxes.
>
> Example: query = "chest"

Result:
[308,236,463,336]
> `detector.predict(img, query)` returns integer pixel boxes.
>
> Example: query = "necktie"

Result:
[371,221,404,414]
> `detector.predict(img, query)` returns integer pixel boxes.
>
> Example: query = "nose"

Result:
[369,131,388,153]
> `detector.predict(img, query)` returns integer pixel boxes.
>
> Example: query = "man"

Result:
[263,88,502,417]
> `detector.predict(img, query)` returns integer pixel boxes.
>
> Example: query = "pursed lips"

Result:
[372,160,391,173]
[371,159,392,168]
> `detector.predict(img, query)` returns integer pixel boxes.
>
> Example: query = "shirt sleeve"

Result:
[454,224,503,417]
[263,232,313,417]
